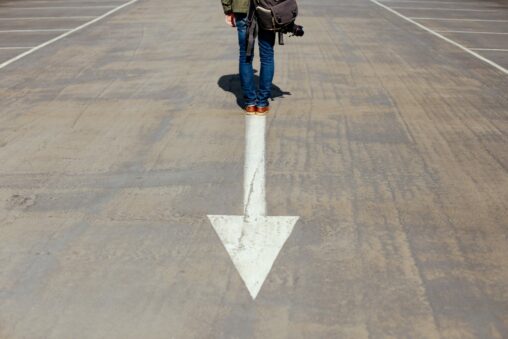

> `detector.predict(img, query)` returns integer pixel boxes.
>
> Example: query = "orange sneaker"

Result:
[256,106,270,115]
[245,105,257,114]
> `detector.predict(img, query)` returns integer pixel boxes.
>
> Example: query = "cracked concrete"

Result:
[0,0,507,337]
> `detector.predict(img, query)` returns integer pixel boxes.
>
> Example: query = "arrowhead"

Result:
[207,215,299,299]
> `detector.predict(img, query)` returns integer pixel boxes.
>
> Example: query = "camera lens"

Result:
[293,25,304,37]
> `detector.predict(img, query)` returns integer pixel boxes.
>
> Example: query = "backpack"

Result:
[254,0,299,32]
[246,0,301,56]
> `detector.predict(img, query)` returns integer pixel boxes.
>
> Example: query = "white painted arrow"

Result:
[208,115,299,300]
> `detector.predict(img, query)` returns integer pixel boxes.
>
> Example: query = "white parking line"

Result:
[470,48,508,52]
[0,16,95,20]
[0,0,139,70]
[0,47,35,49]
[410,18,508,22]
[0,2,123,5]
[380,0,507,4]
[391,7,500,12]
[436,31,508,35]
[0,29,69,33]
[370,0,508,74]
[2,0,126,2]
[0,6,117,9]
[1,0,125,3]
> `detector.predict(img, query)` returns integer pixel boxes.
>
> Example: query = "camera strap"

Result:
[246,0,258,57]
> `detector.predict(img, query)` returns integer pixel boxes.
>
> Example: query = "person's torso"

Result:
[233,0,249,13]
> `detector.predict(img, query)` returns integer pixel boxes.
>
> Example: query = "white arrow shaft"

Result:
[244,116,267,221]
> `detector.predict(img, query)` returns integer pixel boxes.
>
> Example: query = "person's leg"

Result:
[257,28,275,108]
[235,14,257,107]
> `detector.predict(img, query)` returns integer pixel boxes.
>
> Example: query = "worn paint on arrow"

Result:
[208,115,299,300]
[244,115,266,221]
[208,215,298,299]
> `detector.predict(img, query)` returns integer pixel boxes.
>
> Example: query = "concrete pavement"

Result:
[0,0,507,337]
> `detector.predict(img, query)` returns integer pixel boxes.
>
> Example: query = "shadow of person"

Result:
[218,73,291,109]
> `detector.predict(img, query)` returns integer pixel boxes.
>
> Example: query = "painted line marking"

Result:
[0,16,95,20]
[470,48,508,52]
[436,30,508,35]
[208,116,299,300]
[208,215,298,300]
[0,29,70,33]
[0,0,124,1]
[0,47,35,49]
[243,115,267,220]
[0,0,139,70]
[0,1,125,4]
[409,17,508,22]
[0,2,125,5]
[391,7,500,11]
[0,6,117,9]
[380,0,507,4]
[369,0,508,74]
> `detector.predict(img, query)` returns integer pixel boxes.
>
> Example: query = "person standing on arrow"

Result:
[221,0,275,115]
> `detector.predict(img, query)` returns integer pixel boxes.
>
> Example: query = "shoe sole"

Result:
[255,108,269,116]
[244,107,269,116]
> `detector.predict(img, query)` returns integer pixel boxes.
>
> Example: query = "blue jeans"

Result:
[236,13,275,108]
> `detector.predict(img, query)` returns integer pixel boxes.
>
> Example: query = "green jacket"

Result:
[221,0,249,14]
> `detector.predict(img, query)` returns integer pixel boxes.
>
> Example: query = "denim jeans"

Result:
[235,13,275,108]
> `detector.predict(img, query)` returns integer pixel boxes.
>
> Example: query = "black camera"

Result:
[289,23,304,37]
[278,23,304,45]
[282,22,304,37]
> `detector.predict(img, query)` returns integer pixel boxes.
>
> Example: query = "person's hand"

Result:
[225,13,236,27]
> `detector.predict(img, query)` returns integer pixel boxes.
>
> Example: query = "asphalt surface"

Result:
[0,0,508,338]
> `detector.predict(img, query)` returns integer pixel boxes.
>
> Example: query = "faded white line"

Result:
[391,7,500,11]
[380,0,507,4]
[6,0,124,1]
[471,48,508,52]
[2,0,125,2]
[370,0,508,74]
[0,6,116,9]
[0,1,124,4]
[0,16,95,20]
[0,0,139,70]
[436,30,508,35]
[0,29,69,33]
[410,17,508,22]
[0,47,35,49]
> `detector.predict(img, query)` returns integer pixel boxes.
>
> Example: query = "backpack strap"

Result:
[246,0,257,57]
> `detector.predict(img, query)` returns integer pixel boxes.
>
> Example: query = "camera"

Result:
[289,23,304,37]
[282,22,304,37]
[278,22,304,45]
